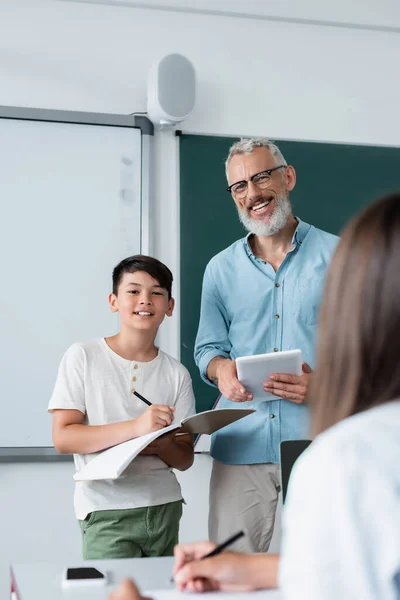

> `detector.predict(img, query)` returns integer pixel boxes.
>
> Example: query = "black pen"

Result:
[201,530,245,558]
[132,390,152,407]
[170,530,245,583]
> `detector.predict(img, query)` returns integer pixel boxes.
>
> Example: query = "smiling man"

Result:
[194,138,338,552]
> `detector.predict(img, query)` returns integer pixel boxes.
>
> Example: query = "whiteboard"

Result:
[0,111,144,448]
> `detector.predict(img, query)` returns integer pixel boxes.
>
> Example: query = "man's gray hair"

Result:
[225,138,287,175]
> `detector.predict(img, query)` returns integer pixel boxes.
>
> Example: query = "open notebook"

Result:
[74,408,254,481]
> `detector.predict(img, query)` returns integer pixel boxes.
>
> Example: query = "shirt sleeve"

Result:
[194,262,232,386]
[173,367,196,423]
[278,435,400,600]
[48,343,86,414]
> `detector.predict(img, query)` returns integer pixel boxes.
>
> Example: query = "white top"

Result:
[48,339,195,519]
[279,401,400,600]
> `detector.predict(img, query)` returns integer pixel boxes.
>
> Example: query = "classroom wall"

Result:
[0,456,213,597]
[0,0,399,596]
[1,0,399,358]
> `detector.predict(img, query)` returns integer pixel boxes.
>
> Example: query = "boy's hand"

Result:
[140,430,194,470]
[141,430,177,452]
[133,404,175,437]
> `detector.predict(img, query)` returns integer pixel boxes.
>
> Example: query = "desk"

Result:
[11,557,173,600]
[10,557,282,600]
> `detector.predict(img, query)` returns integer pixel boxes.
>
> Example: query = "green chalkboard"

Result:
[179,133,400,412]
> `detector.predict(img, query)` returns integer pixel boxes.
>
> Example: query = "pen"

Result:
[200,530,245,558]
[170,530,245,583]
[132,390,152,407]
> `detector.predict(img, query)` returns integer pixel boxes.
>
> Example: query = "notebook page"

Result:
[74,423,178,481]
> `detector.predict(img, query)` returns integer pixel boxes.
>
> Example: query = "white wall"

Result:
[1,0,400,357]
[0,0,399,596]
[0,457,210,597]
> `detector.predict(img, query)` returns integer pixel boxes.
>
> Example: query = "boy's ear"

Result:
[166,297,175,317]
[108,292,119,313]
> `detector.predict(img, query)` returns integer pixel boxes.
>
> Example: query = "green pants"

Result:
[79,500,183,560]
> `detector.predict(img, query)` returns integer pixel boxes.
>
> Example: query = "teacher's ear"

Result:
[285,164,296,191]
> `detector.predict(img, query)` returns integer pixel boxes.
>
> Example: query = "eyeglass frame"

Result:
[226,165,286,195]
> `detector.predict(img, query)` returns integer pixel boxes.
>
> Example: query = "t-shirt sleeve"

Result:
[48,343,86,414]
[173,367,196,423]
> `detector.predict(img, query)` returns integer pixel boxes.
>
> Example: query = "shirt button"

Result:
[269,414,275,419]
[275,314,280,319]
[131,387,135,392]
[132,376,136,382]
[263,261,267,265]
[274,348,279,352]
[133,364,138,369]
[275,283,280,287]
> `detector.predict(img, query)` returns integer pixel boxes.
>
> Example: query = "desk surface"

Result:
[11,557,282,600]
[12,557,173,600]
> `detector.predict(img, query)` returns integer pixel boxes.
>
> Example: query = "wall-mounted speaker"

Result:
[147,53,196,128]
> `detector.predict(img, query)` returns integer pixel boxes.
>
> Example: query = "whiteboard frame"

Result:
[0,105,154,461]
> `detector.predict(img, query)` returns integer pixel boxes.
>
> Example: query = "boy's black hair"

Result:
[112,255,173,299]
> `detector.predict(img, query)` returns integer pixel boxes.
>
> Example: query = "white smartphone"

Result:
[61,566,107,588]
[236,349,303,401]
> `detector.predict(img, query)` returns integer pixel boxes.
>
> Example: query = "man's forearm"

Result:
[206,356,231,385]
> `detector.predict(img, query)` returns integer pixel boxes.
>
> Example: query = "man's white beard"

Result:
[237,194,292,237]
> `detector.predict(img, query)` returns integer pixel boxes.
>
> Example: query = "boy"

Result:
[49,255,195,559]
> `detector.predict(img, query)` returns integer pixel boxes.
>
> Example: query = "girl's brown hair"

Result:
[310,193,400,436]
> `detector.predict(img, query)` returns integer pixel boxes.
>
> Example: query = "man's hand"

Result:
[173,542,278,592]
[208,358,253,402]
[263,362,312,404]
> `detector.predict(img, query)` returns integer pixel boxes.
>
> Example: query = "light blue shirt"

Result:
[194,219,338,464]
[280,401,400,600]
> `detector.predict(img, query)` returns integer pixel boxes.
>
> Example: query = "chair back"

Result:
[280,440,312,503]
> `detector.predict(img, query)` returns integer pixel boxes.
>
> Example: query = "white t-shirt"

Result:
[48,339,195,520]
[279,401,400,600]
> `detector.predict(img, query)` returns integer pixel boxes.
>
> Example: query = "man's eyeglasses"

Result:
[226,165,286,198]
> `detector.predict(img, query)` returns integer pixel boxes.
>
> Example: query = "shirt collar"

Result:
[244,217,311,257]
[292,217,311,246]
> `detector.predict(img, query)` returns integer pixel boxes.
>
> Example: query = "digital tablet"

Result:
[236,349,303,401]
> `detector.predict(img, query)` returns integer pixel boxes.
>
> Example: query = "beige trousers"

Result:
[208,460,281,553]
